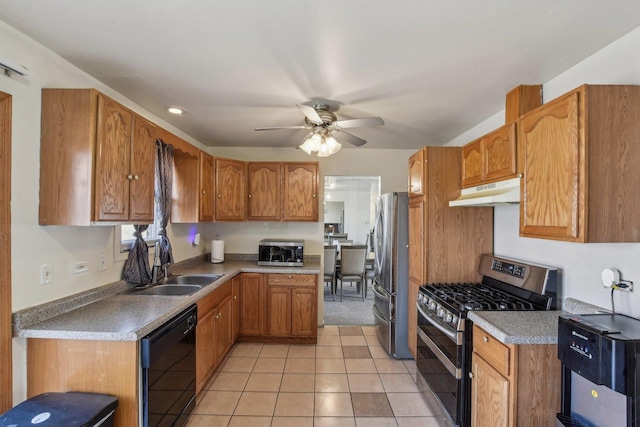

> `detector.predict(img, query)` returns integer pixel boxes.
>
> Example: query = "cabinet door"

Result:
[195,309,215,395]
[461,138,483,187]
[94,93,133,221]
[266,287,291,336]
[213,294,233,366]
[520,92,582,241]
[282,163,318,221]
[247,162,281,220]
[215,158,246,221]
[408,148,425,197]
[471,354,510,427]
[231,276,241,341]
[199,152,215,221]
[291,287,316,337]
[408,200,425,360]
[484,123,516,183]
[172,149,200,223]
[240,273,264,336]
[129,115,156,222]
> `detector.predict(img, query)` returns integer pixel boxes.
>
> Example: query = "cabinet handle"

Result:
[127,174,133,180]
[483,336,489,343]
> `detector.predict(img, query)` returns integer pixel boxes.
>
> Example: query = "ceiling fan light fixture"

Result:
[299,133,322,155]
[324,135,342,155]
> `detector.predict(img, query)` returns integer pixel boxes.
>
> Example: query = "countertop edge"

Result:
[14,259,320,341]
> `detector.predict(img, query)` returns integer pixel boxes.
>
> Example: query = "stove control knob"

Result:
[437,307,446,318]
[429,301,437,311]
[444,313,453,323]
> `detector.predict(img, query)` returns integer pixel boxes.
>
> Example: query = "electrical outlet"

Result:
[40,264,53,285]
[72,260,89,274]
[99,254,107,271]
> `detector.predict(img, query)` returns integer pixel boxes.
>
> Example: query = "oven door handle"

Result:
[416,303,458,342]
[417,326,461,379]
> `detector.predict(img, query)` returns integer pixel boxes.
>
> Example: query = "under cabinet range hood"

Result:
[449,176,521,207]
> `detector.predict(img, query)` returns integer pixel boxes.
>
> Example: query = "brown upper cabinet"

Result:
[40,89,156,225]
[282,162,318,221]
[247,161,319,222]
[408,149,425,198]
[462,123,517,188]
[199,151,215,222]
[215,158,247,221]
[460,85,541,189]
[519,85,640,242]
[247,162,281,221]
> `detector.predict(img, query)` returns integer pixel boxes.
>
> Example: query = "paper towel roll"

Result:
[211,240,224,263]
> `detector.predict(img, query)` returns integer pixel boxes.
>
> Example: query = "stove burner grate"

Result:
[423,283,536,312]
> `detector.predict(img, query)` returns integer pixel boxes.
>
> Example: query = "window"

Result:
[115,220,160,261]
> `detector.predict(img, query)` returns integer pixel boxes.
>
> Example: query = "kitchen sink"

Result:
[124,274,224,296]
[165,274,224,285]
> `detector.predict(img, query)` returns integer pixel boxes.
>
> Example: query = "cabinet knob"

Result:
[127,174,133,180]
[468,372,474,379]
[134,175,139,180]
[217,194,221,198]
[233,295,237,300]
[312,194,316,198]
[248,194,252,198]
[202,190,206,194]
[483,336,489,343]
[288,275,292,279]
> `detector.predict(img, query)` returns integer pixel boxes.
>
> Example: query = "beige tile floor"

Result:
[187,325,441,427]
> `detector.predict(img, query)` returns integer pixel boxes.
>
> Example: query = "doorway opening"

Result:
[323,176,380,325]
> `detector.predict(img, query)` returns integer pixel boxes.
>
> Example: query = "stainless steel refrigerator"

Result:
[372,192,411,359]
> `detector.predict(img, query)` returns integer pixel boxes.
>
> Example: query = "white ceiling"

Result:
[2,1,640,150]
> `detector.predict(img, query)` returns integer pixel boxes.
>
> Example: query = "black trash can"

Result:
[0,392,118,426]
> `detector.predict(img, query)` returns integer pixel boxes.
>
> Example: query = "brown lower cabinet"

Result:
[470,325,561,427]
[195,280,233,394]
[26,271,317,426]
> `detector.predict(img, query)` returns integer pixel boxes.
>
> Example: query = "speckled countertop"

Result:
[13,257,320,341]
[467,297,609,345]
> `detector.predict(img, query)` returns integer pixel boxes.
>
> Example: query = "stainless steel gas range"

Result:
[415,254,558,427]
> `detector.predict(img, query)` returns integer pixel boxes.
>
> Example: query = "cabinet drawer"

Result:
[267,274,315,287]
[473,325,511,378]
[197,280,232,316]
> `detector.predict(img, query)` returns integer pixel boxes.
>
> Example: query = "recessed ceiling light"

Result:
[167,107,184,115]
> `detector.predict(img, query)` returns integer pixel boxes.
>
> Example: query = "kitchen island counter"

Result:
[14,257,320,341]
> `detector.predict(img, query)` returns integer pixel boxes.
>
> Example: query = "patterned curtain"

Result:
[156,139,174,265]
[122,225,152,284]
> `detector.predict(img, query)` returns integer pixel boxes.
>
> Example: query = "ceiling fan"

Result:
[255,103,384,156]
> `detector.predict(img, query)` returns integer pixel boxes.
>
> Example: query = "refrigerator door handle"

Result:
[372,282,389,301]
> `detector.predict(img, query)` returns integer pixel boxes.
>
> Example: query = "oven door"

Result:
[416,302,469,427]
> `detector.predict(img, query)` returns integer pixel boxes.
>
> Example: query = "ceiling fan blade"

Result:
[297,104,323,125]
[334,117,384,129]
[334,130,367,147]
[254,125,308,131]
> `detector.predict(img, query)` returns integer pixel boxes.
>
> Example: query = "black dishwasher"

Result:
[141,305,197,427]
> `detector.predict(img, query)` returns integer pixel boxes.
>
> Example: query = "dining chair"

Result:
[336,245,367,301]
[323,245,338,301]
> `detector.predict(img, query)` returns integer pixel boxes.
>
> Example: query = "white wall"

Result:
[446,26,640,317]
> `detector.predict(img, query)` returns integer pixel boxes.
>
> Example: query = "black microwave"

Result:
[258,239,304,267]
